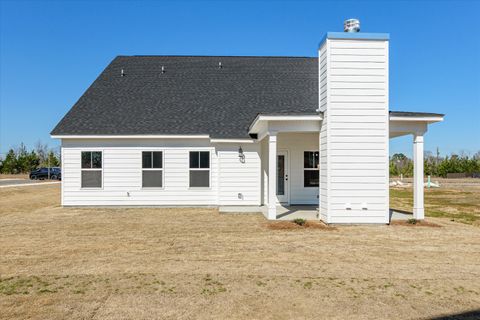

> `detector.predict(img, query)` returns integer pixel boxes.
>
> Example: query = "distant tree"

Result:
[46,150,60,167]
[390,153,411,177]
[15,143,33,173]
[0,143,63,174]
[35,141,49,166]
[389,160,398,176]
[424,159,435,176]
[400,160,414,177]
[1,149,17,174]
[26,151,40,172]
[391,153,407,161]
[10,143,41,173]
[424,150,433,159]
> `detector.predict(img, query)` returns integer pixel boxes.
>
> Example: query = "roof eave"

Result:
[389,115,444,124]
[51,134,211,139]
[248,113,324,134]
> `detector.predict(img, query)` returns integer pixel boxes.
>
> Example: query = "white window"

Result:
[189,151,210,188]
[81,151,102,188]
[304,151,319,187]
[142,151,163,188]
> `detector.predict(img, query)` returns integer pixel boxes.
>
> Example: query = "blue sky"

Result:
[1,0,479,157]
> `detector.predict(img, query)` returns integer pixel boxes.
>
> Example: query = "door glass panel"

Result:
[277,155,285,195]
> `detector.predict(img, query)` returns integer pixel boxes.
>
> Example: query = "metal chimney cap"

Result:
[344,19,360,33]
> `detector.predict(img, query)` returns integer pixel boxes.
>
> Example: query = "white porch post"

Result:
[268,133,277,220]
[413,133,425,220]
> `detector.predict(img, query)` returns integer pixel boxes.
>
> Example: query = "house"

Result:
[51,25,444,224]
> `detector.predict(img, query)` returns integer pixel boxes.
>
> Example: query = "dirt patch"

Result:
[266,220,336,230]
[390,220,441,228]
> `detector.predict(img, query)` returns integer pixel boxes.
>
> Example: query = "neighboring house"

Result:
[51,28,444,224]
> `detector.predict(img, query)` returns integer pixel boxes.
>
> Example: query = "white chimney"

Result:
[318,25,390,224]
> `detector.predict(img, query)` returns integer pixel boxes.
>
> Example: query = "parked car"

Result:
[29,167,61,180]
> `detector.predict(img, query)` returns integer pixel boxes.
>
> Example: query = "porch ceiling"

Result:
[389,113,444,138]
[249,114,323,141]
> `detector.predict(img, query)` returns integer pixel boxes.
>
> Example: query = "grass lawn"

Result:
[1,184,479,319]
[390,183,480,225]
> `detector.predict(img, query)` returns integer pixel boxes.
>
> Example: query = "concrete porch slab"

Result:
[261,205,319,221]
[220,205,413,222]
[219,205,319,220]
[389,209,413,221]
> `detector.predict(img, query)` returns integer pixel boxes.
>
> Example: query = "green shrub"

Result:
[293,218,306,226]
[407,219,418,225]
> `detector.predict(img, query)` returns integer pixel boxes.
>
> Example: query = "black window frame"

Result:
[189,151,210,188]
[304,151,319,188]
[81,151,103,189]
[142,151,164,188]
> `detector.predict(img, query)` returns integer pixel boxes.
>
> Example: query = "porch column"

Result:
[413,133,425,220]
[268,133,277,220]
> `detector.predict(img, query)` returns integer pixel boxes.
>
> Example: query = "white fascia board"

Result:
[51,135,256,144]
[51,134,211,139]
[210,139,256,144]
[389,116,444,123]
[256,115,322,122]
[249,114,323,133]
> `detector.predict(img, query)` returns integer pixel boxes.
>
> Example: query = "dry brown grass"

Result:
[1,185,480,320]
[0,173,28,179]
[389,220,441,228]
[266,220,336,230]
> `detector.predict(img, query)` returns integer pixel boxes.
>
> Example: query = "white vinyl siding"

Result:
[218,144,261,206]
[61,139,219,206]
[61,139,261,207]
[319,40,329,220]
[320,37,389,224]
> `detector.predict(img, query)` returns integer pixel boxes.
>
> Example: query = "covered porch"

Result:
[389,112,445,220]
[250,114,323,220]
[249,112,444,222]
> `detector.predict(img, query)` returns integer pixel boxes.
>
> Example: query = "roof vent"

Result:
[344,19,360,32]
[218,61,222,69]
[121,69,125,77]
[161,66,165,74]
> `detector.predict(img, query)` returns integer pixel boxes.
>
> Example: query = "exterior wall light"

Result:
[238,146,245,163]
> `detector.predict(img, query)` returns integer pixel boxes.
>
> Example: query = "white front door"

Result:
[276,151,289,204]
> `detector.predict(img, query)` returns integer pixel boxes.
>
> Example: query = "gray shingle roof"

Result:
[51,56,319,138]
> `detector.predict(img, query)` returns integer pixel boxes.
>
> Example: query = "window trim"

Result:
[80,150,103,189]
[303,151,319,188]
[141,151,164,189]
[188,150,211,189]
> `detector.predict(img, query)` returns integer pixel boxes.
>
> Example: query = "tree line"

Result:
[390,151,480,178]
[0,142,61,174]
